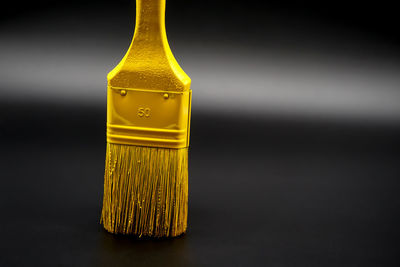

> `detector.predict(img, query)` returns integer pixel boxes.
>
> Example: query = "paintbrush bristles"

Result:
[101,143,188,237]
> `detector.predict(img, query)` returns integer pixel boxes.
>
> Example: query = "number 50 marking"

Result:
[138,107,151,118]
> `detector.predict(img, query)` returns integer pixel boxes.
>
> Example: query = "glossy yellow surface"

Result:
[107,0,191,148]
[107,87,191,148]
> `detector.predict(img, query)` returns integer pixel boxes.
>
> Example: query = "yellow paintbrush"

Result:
[100,0,191,237]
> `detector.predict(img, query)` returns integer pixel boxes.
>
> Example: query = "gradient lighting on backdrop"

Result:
[1,0,399,266]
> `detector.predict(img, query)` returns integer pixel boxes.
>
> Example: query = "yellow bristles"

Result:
[100,143,188,237]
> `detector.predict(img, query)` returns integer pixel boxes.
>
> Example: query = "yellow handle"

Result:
[106,0,192,149]
[134,0,166,44]
[107,0,191,92]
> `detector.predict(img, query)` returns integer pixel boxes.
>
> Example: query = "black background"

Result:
[1,0,400,266]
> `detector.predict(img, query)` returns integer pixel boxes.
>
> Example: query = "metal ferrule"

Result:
[107,86,192,149]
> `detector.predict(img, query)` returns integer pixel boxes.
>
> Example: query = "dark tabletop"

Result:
[1,102,399,267]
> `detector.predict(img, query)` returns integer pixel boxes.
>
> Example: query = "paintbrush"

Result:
[100,0,191,237]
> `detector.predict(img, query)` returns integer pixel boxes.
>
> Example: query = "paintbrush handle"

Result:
[134,0,166,42]
[107,0,191,91]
